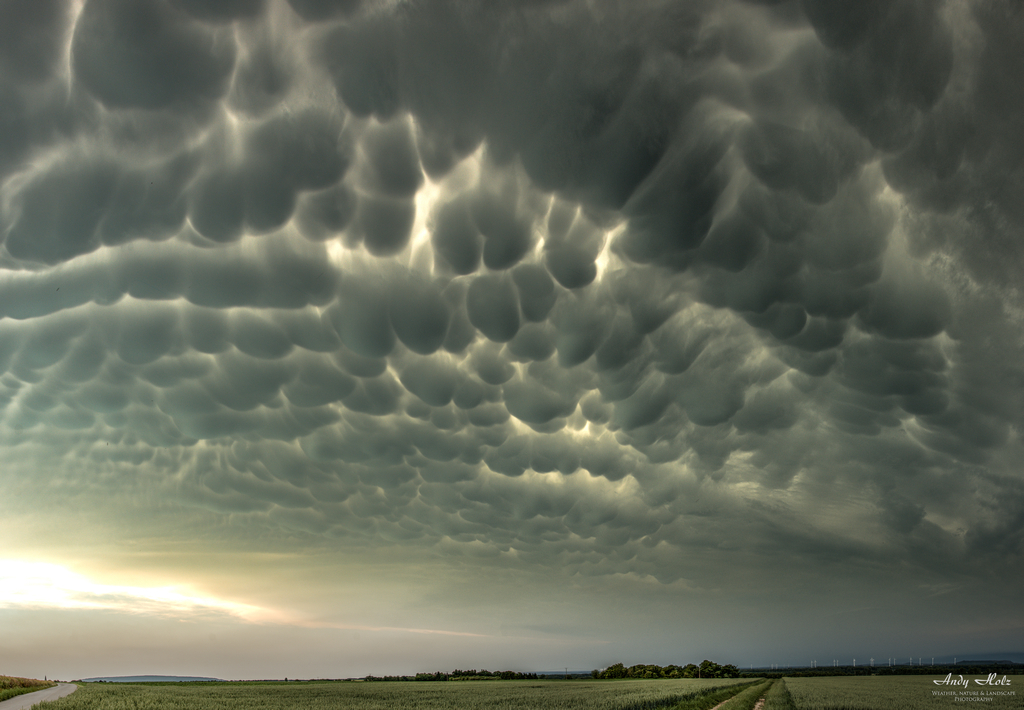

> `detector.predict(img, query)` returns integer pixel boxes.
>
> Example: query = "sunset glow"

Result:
[0,561,268,621]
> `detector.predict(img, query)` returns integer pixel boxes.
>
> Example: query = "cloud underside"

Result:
[1,0,1023,586]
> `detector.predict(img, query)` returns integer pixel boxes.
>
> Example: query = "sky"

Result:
[0,0,1023,682]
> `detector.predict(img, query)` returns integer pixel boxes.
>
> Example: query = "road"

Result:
[0,684,77,710]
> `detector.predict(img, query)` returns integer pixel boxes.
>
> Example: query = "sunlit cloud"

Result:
[0,560,271,622]
[313,621,490,638]
[0,560,497,639]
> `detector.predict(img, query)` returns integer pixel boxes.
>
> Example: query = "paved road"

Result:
[0,684,77,710]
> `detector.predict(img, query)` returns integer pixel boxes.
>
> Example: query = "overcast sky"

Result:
[1,0,1022,681]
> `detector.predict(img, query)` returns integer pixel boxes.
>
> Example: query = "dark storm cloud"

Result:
[1,0,1023,612]
[72,0,237,109]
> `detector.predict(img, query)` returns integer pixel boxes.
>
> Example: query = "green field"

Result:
[0,675,56,702]
[34,678,756,710]
[715,679,774,709]
[29,676,1021,710]
[785,675,1022,709]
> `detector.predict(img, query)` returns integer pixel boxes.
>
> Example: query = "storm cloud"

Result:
[1,0,1023,675]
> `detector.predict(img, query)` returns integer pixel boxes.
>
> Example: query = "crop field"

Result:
[785,675,1022,709]
[34,678,757,710]
[0,675,55,702]
[714,679,774,709]
[761,677,796,710]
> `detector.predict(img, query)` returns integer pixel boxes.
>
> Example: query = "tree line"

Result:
[362,660,741,682]
[592,661,741,679]
[364,670,541,681]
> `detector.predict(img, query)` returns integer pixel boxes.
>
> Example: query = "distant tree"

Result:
[698,660,721,678]
[602,663,627,679]
[588,660,738,681]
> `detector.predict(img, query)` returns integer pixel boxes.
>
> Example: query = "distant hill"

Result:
[953,652,1024,665]
[82,676,222,683]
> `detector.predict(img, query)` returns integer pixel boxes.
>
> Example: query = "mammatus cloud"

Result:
[0,0,1022,644]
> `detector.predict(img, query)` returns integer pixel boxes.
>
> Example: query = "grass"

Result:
[785,674,1022,709]
[31,678,758,710]
[23,674,1024,709]
[761,679,796,710]
[713,680,772,710]
[656,680,763,710]
[0,675,57,702]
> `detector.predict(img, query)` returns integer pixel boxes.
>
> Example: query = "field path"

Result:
[0,684,77,710]
[708,681,770,710]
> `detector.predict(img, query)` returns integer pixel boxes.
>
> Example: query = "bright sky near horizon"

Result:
[1,0,1023,681]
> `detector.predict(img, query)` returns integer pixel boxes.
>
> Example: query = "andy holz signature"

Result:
[934,674,1012,687]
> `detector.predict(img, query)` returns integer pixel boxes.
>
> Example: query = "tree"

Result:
[600,663,627,679]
